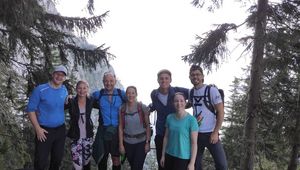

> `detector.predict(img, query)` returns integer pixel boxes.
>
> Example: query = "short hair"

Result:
[189,65,203,75]
[103,71,116,80]
[157,69,172,78]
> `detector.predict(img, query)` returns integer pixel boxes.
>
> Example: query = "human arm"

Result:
[188,131,198,170]
[118,108,125,155]
[160,128,168,168]
[210,102,224,144]
[144,109,151,153]
[27,111,48,142]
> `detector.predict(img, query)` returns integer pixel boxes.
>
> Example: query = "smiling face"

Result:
[76,81,89,97]
[173,93,186,111]
[126,86,137,103]
[103,73,116,92]
[189,69,204,87]
[158,72,172,90]
[51,71,66,87]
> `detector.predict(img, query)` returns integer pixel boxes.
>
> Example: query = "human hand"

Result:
[187,163,194,170]
[160,156,165,168]
[36,127,48,142]
[210,131,219,144]
[145,142,150,153]
[119,144,125,155]
[65,95,73,104]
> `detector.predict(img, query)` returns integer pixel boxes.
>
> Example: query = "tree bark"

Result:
[287,81,300,170]
[240,0,268,169]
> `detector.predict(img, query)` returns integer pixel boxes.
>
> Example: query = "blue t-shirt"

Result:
[26,83,68,128]
[92,88,126,127]
[165,113,198,159]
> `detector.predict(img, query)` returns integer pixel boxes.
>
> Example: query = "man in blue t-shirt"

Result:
[149,69,189,170]
[92,71,126,170]
[26,65,68,170]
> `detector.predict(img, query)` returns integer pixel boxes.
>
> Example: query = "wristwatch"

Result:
[146,140,150,143]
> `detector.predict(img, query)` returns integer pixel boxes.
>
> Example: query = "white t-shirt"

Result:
[191,84,222,132]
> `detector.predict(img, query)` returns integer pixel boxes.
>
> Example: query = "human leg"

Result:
[49,124,66,170]
[195,133,209,170]
[154,135,165,170]
[164,153,175,170]
[98,153,108,170]
[131,141,147,170]
[207,140,228,170]
[71,139,83,170]
[165,153,189,170]
[110,128,121,170]
[34,132,53,170]
[124,142,135,168]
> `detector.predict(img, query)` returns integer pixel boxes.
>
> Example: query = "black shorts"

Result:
[103,126,119,157]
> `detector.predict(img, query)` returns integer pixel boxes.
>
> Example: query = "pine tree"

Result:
[0,0,110,168]
[183,0,300,169]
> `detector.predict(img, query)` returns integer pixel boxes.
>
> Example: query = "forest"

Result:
[0,0,299,169]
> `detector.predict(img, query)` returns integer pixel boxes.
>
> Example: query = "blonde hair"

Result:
[76,80,90,97]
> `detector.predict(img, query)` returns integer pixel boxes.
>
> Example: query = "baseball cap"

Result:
[53,65,67,76]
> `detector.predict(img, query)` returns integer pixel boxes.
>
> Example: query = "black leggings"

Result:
[164,153,190,170]
[124,141,147,170]
[155,135,165,170]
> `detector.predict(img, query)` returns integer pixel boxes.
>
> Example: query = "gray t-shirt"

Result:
[121,102,148,144]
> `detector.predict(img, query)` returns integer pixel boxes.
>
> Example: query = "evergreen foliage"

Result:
[185,0,300,169]
[0,0,111,168]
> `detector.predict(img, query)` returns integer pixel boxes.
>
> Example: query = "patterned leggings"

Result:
[71,138,93,170]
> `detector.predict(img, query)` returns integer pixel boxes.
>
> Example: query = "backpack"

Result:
[98,88,126,124]
[189,84,224,116]
[120,102,146,129]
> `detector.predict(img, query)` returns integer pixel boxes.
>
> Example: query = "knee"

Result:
[216,161,228,170]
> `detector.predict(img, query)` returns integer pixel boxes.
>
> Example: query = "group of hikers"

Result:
[26,64,228,170]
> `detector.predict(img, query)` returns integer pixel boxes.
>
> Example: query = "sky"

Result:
[57,0,251,105]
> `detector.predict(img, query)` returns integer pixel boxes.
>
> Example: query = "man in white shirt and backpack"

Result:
[189,65,227,170]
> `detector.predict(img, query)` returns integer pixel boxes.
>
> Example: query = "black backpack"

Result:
[189,84,224,116]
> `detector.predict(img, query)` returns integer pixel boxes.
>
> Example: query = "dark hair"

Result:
[189,65,203,75]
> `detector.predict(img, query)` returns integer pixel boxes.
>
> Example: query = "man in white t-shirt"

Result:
[189,65,227,170]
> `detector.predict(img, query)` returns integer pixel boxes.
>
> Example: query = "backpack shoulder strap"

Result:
[120,104,126,129]
[99,89,105,101]
[117,88,126,103]
[186,88,194,109]
[137,102,145,126]
[189,88,194,102]
[204,85,215,114]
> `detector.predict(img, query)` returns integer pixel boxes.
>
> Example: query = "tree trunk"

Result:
[287,82,300,170]
[240,0,268,169]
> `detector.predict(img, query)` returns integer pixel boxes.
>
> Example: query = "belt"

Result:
[124,132,146,139]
